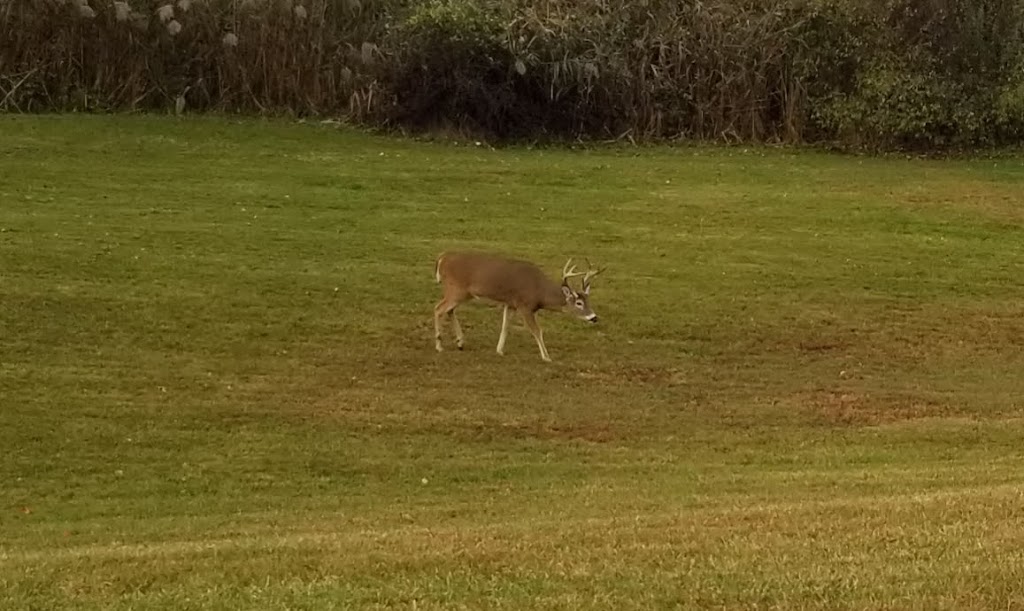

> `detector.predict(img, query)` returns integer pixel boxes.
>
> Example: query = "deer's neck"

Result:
[539,279,567,311]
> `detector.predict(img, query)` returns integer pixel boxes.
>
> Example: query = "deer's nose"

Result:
[587,314,599,324]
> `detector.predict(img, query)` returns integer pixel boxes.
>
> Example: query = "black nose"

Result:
[590,316,599,324]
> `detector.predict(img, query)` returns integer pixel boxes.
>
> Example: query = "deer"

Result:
[433,250,603,362]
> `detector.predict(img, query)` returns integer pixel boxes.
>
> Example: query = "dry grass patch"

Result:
[801,390,950,426]
[894,181,1024,224]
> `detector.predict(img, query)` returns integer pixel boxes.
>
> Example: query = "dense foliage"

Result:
[2,0,1023,149]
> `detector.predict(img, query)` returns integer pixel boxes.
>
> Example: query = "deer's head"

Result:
[560,258,604,323]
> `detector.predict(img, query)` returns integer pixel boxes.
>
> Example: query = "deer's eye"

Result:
[575,299,584,307]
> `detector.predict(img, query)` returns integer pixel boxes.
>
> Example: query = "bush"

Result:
[996,78,1024,139]
[382,0,516,134]
[384,0,809,141]
[2,0,1023,149]
[804,0,1024,149]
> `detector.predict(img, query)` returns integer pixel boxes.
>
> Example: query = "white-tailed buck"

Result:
[433,251,603,362]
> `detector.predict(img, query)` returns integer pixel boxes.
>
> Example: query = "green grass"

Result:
[2,114,1024,610]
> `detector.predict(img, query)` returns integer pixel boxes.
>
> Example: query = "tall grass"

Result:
[2,0,1023,148]
[0,0,394,117]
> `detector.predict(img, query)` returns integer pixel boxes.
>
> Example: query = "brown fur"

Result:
[432,250,601,362]
[435,251,564,312]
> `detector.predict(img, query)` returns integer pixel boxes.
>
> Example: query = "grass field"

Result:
[2,115,1024,610]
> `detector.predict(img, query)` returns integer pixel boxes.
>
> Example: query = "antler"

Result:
[581,258,604,293]
[561,258,586,283]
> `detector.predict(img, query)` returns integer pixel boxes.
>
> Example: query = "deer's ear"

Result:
[561,285,574,301]
[582,282,591,295]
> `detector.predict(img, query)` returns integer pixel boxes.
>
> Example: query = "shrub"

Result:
[381,0,516,134]
[804,0,1024,149]
[2,0,1023,149]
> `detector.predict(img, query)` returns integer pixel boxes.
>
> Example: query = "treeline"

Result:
[2,0,1023,149]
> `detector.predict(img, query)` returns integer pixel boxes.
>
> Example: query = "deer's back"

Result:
[437,251,555,309]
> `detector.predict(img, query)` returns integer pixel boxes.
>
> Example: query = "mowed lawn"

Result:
[2,115,1024,610]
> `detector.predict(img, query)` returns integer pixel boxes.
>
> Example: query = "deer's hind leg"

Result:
[433,300,450,352]
[434,290,468,352]
[450,309,465,349]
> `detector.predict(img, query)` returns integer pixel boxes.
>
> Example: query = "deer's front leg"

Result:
[496,305,510,355]
[520,308,551,362]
